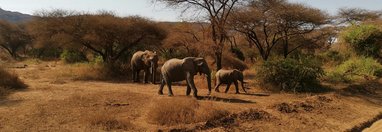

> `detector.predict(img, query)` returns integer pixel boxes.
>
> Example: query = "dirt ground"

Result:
[0,62,381,132]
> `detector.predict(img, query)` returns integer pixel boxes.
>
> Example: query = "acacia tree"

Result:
[0,21,30,59]
[28,10,167,64]
[156,0,242,70]
[229,0,326,60]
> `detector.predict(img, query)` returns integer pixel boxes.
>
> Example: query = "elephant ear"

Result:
[182,58,197,75]
[141,53,150,63]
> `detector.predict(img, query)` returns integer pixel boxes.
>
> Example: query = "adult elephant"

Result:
[159,57,212,98]
[214,69,247,94]
[131,50,158,84]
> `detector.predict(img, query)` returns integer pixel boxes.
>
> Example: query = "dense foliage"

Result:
[342,24,382,57]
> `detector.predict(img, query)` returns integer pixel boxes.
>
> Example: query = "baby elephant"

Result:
[214,69,247,94]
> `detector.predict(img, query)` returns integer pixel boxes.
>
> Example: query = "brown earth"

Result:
[0,62,381,131]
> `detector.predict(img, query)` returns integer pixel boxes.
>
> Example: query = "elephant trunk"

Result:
[207,73,212,95]
[151,63,157,84]
[240,77,247,93]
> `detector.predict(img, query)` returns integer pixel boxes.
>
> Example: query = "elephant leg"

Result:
[186,84,191,96]
[158,79,165,95]
[136,70,141,82]
[214,82,223,92]
[166,81,174,96]
[225,82,232,93]
[132,67,136,82]
[234,81,240,94]
[143,69,149,84]
[186,73,198,98]
[241,81,247,93]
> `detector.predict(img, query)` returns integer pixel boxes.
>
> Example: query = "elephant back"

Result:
[161,58,186,81]
[216,69,235,82]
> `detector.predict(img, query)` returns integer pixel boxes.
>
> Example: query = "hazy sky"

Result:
[0,0,381,21]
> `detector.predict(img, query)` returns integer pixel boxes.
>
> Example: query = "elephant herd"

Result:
[130,50,247,98]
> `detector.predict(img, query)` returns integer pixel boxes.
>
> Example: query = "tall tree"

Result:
[156,0,242,70]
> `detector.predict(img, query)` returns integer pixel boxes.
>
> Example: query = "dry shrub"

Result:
[0,86,10,97]
[88,113,133,131]
[0,66,27,97]
[147,97,229,126]
[0,67,26,89]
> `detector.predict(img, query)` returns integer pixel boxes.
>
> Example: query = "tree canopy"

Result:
[27,10,167,63]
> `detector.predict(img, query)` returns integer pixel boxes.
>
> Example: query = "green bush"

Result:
[325,56,382,82]
[342,24,382,57]
[60,49,88,63]
[257,56,324,92]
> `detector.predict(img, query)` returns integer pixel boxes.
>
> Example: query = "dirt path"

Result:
[364,120,382,132]
[1,63,382,131]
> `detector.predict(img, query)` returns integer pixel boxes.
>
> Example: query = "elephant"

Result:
[158,57,212,98]
[131,50,158,84]
[214,69,247,94]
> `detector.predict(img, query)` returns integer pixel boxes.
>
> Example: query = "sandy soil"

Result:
[0,62,381,131]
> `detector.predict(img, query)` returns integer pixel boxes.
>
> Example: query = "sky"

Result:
[0,0,381,22]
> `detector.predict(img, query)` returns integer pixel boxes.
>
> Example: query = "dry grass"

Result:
[1,61,382,131]
[70,64,106,80]
[51,63,132,81]
[147,97,229,126]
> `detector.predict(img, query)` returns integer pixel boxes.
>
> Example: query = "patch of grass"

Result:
[147,97,229,126]
[88,112,133,131]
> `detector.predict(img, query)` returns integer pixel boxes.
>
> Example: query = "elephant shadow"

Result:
[197,96,255,104]
[243,92,271,97]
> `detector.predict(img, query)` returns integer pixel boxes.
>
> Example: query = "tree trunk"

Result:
[215,52,222,70]
[283,32,289,58]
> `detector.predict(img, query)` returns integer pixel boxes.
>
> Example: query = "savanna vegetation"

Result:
[1,0,382,131]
